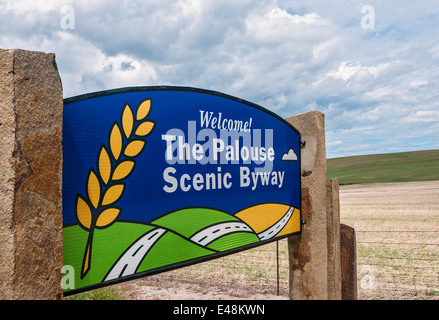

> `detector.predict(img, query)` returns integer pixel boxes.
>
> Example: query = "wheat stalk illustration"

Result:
[74,98,155,279]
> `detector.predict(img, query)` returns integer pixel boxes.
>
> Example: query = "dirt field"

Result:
[116,239,290,300]
[340,180,439,300]
[113,180,439,300]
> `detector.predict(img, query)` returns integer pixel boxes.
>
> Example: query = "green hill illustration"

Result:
[63,204,299,293]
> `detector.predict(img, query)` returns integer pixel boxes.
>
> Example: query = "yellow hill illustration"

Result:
[235,203,301,238]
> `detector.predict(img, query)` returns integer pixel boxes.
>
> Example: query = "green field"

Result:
[327,149,439,185]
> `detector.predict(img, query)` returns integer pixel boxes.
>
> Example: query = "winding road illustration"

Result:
[257,206,294,240]
[104,206,295,282]
[104,228,167,281]
[190,222,253,246]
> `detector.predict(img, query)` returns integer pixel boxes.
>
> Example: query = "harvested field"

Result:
[109,181,438,300]
[340,180,439,300]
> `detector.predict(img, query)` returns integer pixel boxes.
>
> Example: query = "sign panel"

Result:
[62,86,301,295]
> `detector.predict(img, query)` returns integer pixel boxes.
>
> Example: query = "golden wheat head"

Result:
[74,98,155,278]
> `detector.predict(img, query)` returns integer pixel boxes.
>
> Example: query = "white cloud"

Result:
[1,0,439,158]
[282,148,298,161]
[327,140,343,148]
[327,61,390,81]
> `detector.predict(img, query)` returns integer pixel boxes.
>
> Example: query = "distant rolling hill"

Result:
[327,149,439,185]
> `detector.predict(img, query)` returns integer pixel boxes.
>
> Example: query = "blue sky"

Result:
[1,0,439,158]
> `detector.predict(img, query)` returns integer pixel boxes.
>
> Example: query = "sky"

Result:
[1,0,439,158]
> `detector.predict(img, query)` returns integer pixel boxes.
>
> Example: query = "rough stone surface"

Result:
[0,49,63,300]
[340,224,357,300]
[0,49,16,300]
[285,111,328,300]
[326,178,341,300]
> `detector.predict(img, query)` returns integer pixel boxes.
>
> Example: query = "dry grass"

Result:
[116,240,290,300]
[112,180,439,300]
[340,180,439,300]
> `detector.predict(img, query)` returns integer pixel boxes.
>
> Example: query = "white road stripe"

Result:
[104,206,295,281]
[257,206,294,241]
[190,222,253,246]
[104,228,166,282]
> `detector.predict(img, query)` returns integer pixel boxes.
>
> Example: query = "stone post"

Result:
[326,178,341,300]
[285,111,328,300]
[0,49,63,300]
[340,224,357,300]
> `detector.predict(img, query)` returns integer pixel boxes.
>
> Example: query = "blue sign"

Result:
[62,86,301,295]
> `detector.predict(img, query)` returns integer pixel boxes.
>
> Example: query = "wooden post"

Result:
[0,49,63,300]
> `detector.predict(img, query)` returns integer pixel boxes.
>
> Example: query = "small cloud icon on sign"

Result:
[282,148,298,161]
